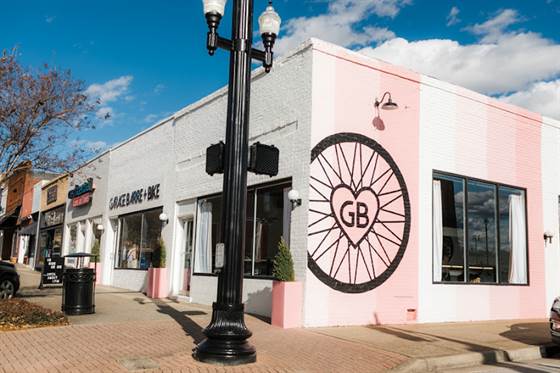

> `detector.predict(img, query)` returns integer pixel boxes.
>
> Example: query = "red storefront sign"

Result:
[72,192,92,207]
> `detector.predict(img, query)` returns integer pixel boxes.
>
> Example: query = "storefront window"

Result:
[194,182,291,277]
[433,172,527,284]
[116,208,162,269]
[433,175,465,282]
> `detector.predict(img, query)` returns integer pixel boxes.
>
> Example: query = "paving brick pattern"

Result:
[0,314,407,373]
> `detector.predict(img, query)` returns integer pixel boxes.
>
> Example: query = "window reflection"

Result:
[467,181,497,283]
[433,172,527,285]
[437,175,465,282]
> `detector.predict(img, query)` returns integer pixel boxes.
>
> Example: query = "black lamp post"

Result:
[194,0,281,366]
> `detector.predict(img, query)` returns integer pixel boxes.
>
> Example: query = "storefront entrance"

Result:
[180,219,194,296]
[37,227,62,270]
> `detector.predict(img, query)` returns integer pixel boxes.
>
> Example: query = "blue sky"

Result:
[2,0,560,152]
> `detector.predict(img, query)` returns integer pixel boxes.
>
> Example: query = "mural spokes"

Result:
[308,133,411,293]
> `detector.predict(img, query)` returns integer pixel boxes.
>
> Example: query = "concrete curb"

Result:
[390,344,560,372]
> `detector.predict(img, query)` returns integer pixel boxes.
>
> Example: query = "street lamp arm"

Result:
[208,35,271,70]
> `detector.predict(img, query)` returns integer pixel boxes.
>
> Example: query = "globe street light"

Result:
[194,0,281,366]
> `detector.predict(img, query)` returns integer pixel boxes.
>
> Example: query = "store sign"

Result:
[44,208,65,227]
[46,185,58,204]
[109,183,160,210]
[307,133,411,294]
[72,192,92,207]
[68,178,94,207]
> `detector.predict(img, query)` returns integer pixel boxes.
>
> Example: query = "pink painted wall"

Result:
[304,43,421,326]
[417,80,545,322]
[304,40,546,327]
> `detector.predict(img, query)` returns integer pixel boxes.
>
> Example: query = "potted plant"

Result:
[89,241,102,284]
[147,237,168,299]
[271,238,303,328]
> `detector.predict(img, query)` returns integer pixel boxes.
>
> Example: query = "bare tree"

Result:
[0,48,99,178]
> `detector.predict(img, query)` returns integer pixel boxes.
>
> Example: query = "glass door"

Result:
[180,219,194,296]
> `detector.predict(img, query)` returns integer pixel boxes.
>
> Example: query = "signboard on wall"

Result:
[42,206,65,228]
[68,178,94,207]
[109,183,160,210]
[306,133,411,294]
[46,185,58,204]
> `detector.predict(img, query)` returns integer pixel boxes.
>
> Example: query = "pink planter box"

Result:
[88,263,102,285]
[271,281,303,329]
[146,268,168,299]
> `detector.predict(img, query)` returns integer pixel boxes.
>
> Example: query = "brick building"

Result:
[63,39,560,326]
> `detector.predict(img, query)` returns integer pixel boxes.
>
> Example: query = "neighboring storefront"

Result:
[64,153,110,269]
[65,39,560,327]
[36,175,68,270]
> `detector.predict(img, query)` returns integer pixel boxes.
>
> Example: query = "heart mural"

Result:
[330,185,379,247]
[308,133,410,293]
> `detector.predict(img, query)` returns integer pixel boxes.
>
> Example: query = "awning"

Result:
[0,207,20,229]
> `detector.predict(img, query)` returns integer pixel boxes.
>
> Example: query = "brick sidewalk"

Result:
[0,303,407,373]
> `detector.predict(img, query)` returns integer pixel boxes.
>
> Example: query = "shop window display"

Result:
[116,208,162,269]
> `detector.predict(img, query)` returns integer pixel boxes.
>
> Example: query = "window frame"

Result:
[113,206,163,271]
[432,170,529,286]
[192,178,292,279]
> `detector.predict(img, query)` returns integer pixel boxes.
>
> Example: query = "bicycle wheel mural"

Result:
[307,133,411,293]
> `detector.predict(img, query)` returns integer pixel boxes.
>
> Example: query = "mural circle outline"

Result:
[307,132,411,293]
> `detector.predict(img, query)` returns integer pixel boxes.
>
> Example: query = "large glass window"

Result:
[115,208,162,269]
[194,182,291,277]
[433,172,527,284]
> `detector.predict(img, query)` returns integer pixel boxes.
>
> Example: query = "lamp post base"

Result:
[193,302,256,365]
[193,339,256,365]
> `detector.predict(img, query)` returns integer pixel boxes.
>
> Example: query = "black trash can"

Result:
[62,253,97,315]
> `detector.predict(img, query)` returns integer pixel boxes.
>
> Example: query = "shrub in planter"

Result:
[147,238,168,299]
[272,238,295,281]
[271,238,302,328]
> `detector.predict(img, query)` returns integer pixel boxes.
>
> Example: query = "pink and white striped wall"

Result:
[302,39,559,327]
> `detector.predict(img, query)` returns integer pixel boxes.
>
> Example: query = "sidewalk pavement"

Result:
[1,265,556,372]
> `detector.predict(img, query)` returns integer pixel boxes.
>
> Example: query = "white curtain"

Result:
[433,180,443,282]
[194,201,213,273]
[509,194,527,284]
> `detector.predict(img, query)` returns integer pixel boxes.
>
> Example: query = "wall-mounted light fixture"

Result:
[374,92,399,111]
[544,230,554,244]
[159,212,169,225]
[96,224,104,231]
[288,189,302,209]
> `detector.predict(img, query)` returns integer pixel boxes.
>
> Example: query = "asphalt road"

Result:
[446,357,560,372]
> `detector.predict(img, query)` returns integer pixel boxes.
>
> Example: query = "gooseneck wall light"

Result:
[196,0,281,366]
[375,91,399,111]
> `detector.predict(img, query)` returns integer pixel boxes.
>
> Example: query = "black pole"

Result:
[194,0,256,365]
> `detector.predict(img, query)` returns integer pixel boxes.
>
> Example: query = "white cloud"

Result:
[500,79,560,119]
[360,31,560,96]
[95,106,113,120]
[86,76,133,125]
[275,0,407,55]
[153,84,166,95]
[144,114,158,123]
[85,75,133,104]
[464,9,522,42]
[71,140,108,153]
[446,6,460,26]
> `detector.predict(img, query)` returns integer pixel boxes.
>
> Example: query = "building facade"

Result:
[63,39,560,326]
[36,175,68,270]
